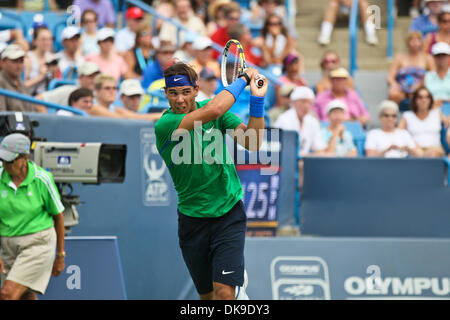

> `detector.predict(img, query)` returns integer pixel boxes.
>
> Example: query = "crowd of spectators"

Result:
[0,0,449,161]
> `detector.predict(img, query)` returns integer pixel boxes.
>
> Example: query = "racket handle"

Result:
[255,74,265,88]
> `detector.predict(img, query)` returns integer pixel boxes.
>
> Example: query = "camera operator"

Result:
[0,133,65,300]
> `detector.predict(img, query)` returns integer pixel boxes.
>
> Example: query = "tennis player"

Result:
[155,62,267,300]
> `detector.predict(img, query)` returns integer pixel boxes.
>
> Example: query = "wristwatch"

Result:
[238,73,251,86]
[56,251,66,258]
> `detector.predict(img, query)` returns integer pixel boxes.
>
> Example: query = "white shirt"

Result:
[273,108,325,156]
[115,27,135,53]
[402,109,442,148]
[365,128,416,158]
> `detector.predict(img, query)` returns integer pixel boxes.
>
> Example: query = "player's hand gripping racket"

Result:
[221,39,265,88]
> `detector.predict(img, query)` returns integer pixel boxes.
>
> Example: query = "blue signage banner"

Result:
[39,236,127,300]
[244,237,450,300]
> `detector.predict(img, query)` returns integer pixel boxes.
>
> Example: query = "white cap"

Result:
[431,42,450,56]
[120,79,144,96]
[61,26,81,41]
[290,86,315,101]
[326,99,347,114]
[378,100,399,115]
[193,37,213,51]
[97,28,115,42]
[78,61,100,76]
[1,44,25,60]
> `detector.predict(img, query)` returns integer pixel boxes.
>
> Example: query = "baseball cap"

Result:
[329,67,350,78]
[61,26,81,41]
[1,44,25,60]
[126,7,144,19]
[431,42,450,56]
[326,99,347,114]
[193,37,213,51]
[0,133,30,162]
[378,100,399,115]
[120,79,144,96]
[78,61,100,76]
[199,67,216,80]
[97,28,115,42]
[290,86,315,101]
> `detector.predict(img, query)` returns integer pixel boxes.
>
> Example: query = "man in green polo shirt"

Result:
[0,133,66,300]
[155,62,267,300]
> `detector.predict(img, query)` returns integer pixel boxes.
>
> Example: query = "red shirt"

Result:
[210,27,230,60]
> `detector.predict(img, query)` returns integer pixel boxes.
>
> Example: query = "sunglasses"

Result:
[381,113,397,118]
[268,21,282,26]
[323,58,338,64]
[417,94,430,99]
[102,86,117,91]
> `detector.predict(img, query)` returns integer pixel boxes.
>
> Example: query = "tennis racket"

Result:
[221,39,265,88]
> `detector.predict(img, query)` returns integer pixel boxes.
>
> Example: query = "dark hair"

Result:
[409,86,434,114]
[68,88,94,106]
[223,5,240,19]
[320,50,340,70]
[261,13,287,39]
[81,9,98,24]
[164,62,198,87]
[134,25,152,50]
[438,11,450,23]
[228,23,248,41]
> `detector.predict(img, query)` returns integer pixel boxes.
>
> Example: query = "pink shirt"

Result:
[313,89,370,121]
[85,54,127,81]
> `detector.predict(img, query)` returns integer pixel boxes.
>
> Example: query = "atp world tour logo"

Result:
[140,128,170,206]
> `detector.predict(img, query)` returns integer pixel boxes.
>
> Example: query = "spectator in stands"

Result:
[227,23,263,67]
[119,79,144,112]
[159,0,207,47]
[206,0,238,36]
[90,74,161,121]
[316,50,355,94]
[141,43,175,90]
[0,45,35,112]
[365,100,421,158]
[73,0,115,28]
[190,37,220,78]
[210,5,241,60]
[24,27,59,96]
[0,29,29,52]
[425,42,450,107]
[56,88,94,116]
[115,7,145,54]
[259,13,295,66]
[249,0,287,26]
[36,61,100,109]
[321,100,358,157]
[153,0,175,35]
[423,11,450,54]
[55,26,84,80]
[196,67,218,101]
[409,0,445,37]
[80,9,100,56]
[398,86,449,157]
[317,0,378,46]
[173,33,196,63]
[274,86,326,157]
[275,53,307,106]
[387,31,435,106]
[85,28,128,81]
[314,67,370,127]
[123,26,154,80]
[268,82,295,123]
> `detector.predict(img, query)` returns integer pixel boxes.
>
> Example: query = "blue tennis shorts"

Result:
[177,200,247,295]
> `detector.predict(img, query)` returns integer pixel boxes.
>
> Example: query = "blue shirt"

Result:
[409,15,439,37]
[141,60,163,90]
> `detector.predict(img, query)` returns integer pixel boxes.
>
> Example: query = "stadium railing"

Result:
[0,88,87,115]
